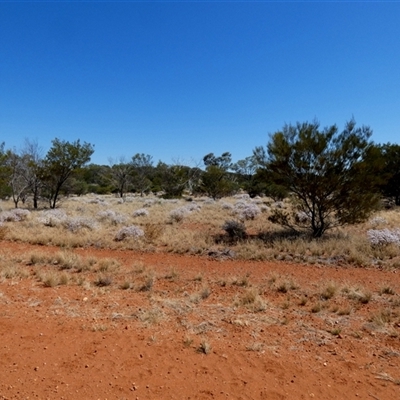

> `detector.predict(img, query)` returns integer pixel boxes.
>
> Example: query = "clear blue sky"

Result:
[1,1,399,166]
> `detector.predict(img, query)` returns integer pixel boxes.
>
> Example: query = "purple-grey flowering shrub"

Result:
[165,199,179,204]
[233,201,260,221]
[63,217,97,232]
[114,225,144,241]
[272,201,285,209]
[221,202,234,210]
[143,199,156,207]
[169,207,190,222]
[185,203,201,212]
[133,208,149,217]
[87,197,108,205]
[368,217,387,226]
[37,209,67,227]
[367,228,400,246]
[97,210,127,225]
[169,203,201,222]
[0,209,31,222]
[234,194,250,200]
[203,198,215,205]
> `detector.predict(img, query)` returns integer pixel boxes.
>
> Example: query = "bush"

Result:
[233,201,260,221]
[133,208,149,217]
[234,193,250,200]
[0,209,31,222]
[114,225,144,241]
[369,217,387,226]
[222,220,247,240]
[143,199,156,207]
[169,207,189,223]
[367,229,400,246]
[221,202,234,210]
[97,210,127,225]
[185,202,201,212]
[37,209,67,227]
[63,217,97,232]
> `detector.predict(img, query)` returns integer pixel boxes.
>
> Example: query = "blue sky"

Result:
[1,1,400,166]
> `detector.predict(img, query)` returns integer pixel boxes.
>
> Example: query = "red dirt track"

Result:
[1,242,399,399]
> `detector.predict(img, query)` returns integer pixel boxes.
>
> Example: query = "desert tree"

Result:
[4,149,31,208]
[255,119,381,238]
[0,142,11,198]
[231,155,266,196]
[232,156,257,179]
[20,139,44,208]
[3,140,45,208]
[378,143,400,206]
[131,153,153,196]
[200,152,237,199]
[79,163,112,194]
[154,161,201,198]
[41,139,94,208]
[107,156,134,199]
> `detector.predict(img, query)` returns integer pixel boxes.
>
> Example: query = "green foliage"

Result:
[41,139,94,208]
[203,152,232,170]
[200,165,237,199]
[80,164,112,194]
[256,119,381,237]
[0,143,12,198]
[222,220,247,241]
[378,143,400,205]
[154,162,198,198]
[200,152,237,199]
[131,153,153,196]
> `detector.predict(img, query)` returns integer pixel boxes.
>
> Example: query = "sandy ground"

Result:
[0,241,399,400]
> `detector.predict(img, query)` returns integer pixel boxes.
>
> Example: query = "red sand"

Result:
[1,242,399,399]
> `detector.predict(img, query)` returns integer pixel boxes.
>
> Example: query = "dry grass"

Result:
[0,195,399,269]
[198,339,212,355]
[320,281,338,300]
[1,235,400,373]
[36,270,69,287]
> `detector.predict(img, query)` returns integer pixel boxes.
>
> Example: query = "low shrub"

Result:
[114,225,144,241]
[367,229,400,246]
[0,209,31,222]
[37,209,67,227]
[63,217,97,232]
[222,220,247,240]
[233,201,260,221]
[221,202,234,210]
[169,207,189,223]
[133,208,149,217]
[97,210,127,224]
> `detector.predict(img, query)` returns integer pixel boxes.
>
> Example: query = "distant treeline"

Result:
[1,122,400,211]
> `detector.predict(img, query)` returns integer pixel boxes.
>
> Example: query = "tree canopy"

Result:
[41,139,94,208]
[255,119,382,237]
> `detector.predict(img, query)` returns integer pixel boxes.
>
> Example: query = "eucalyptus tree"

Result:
[200,152,237,199]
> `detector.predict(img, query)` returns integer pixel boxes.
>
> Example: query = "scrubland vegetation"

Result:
[1,210,399,352]
[1,118,400,399]
[0,119,399,269]
[0,193,400,269]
